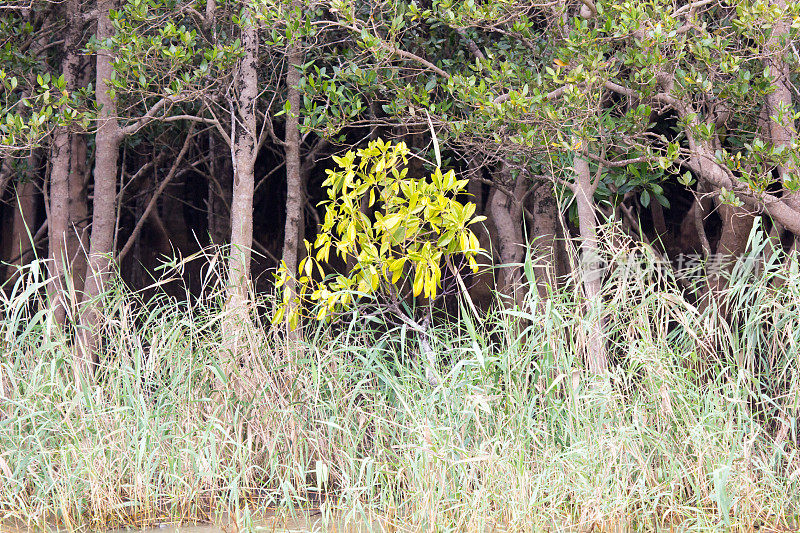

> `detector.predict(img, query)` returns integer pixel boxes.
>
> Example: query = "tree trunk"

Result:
[49,127,71,323]
[650,200,677,256]
[487,163,526,307]
[709,203,755,314]
[227,19,258,307]
[573,149,608,374]
[765,0,800,243]
[48,0,81,324]
[281,41,304,337]
[77,0,122,377]
[529,179,560,300]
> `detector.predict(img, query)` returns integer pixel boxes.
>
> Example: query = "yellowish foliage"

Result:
[274,138,485,328]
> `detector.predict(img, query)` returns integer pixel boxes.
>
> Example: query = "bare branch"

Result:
[118,124,195,261]
[119,95,180,137]
[585,152,650,168]
[579,0,597,17]
[163,115,220,125]
[673,0,716,17]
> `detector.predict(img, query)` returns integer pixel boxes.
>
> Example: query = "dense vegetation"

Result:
[1,0,800,530]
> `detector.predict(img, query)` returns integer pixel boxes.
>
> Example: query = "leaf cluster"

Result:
[275,138,485,328]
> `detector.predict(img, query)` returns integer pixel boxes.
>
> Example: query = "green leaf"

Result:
[640,189,650,207]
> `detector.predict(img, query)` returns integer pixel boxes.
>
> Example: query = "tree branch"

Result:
[334,21,450,79]
[585,152,650,168]
[579,0,597,17]
[119,95,180,137]
[673,0,716,17]
[163,115,220,125]
[118,124,195,261]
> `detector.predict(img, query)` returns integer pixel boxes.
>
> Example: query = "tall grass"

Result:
[0,227,799,532]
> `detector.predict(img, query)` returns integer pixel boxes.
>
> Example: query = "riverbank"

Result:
[1,251,799,532]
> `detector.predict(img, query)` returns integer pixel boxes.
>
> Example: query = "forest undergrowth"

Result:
[1,227,799,532]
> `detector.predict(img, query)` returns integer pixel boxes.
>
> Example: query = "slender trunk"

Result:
[204,0,215,31]
[281,41,304,336]
[573,149,608,374]
[77,0,122,376]
[49,127,71,323]
[48,0,81,324]
[227,19,258,307]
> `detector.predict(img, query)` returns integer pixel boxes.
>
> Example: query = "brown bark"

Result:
[464,160,495,310]
[715,205,755,265]
[48,0,82,324]
[77,0,122,377]
[679,181,713,258]
[764,0,800,242]
[650,200,675,255]
[468,175,484,213]
[529,180,559,299]
[49,126,71,322]
[281,40,304,336]
[709,203,755,311]
[487,163,526,307]
[573,149,608,374]
[227,19,258,306]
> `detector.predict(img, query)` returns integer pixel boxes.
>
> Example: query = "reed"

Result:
[0,229,798,532]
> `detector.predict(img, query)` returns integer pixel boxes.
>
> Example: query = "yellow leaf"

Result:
[412,268,424,296]
[553,58,568,67]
